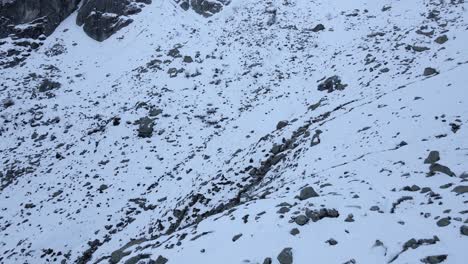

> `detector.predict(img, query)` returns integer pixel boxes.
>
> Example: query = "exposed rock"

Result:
[412,45,430,52]
[423,67,438,76]
[451,185,468,195]
[434,35,448,44]
[277,247,293,264]
[232,233,242,242]
[436,217,450,227]
[311,24,325,32]
[297,186,319,200]
[344,214,354,222]
[294,215,309,226]
[461,225,468,236]
[0,0,80,39]
[155,255,168,264]
[424,151,440,164]
[38,79,61,92]
[263,257,272,264]
[306,208,339,222]
[190,0,229,17]
[317,75,347,93]
[76,0,152,41]
[428,163,456,177]
[326,238,338,245]
[137,117,154,138]
[421,255,447,264]
[276,120,289,130]
[290,228,300,236]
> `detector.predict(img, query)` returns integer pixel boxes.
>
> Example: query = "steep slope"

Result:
[1,0,467,263]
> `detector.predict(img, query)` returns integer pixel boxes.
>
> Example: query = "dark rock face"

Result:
[317,75,348,93]
[0,0,80,39]
[76,0,152,41]
[175,0,230,17]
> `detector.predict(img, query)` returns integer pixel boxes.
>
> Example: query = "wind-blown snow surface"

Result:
[1,0,468,263]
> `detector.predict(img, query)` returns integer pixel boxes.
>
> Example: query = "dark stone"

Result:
[263,257,272,264]
[317,75,347,93]
[276,120,289,130]
[277,247,293,264]
[434,35,448,44]
[38,79,61,92]
[290,228,300,236]
[421,255,447,264]
[232,233,242,242]
[311,24,325,32]
[429,163,456,177]
[297,186,319,200]
[424,151,440,164]
[190,0,228,17]
[423,67,438,76]
[452,185,468,195]
[0,0,80,39]
[436,217,450,227]
[155,255,168,264]
[294,215,309,226]
[76,0,152,42]
[137,117,154,138]
[460,225,468,236]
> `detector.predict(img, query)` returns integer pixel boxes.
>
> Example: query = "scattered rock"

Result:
[317,75,347,93]
[276,120,289,130]
[294,215,309,226]
[290,228,300,236]
[311,24,325,32]
[436,217,450,227]
[428,163,456,177]
[460,225,468,236]
[326,238,338,245]
[451,185,468,195]
[344,214,354,222]
[232,233,242,242]
[424,151,440,164]
[263,257,272,264]
[421,255,447,264]
[434,35,448,44]
[137,117,155,138]
[423,67,438,76]
[277,247,293,264]
[297,186,319,200]
[155,255,168,264]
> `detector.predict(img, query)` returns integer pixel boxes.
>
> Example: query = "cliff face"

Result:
[0,0,80,39]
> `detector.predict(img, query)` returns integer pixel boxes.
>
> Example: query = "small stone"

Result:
[290,228,300,236]
[344,214,354,222]
[370,206,380,211]
[412,46,430,52]
[276,120,289,130]
[460,225,468,236]
[452,185,468,195]
[183,56,193,63]
[434,35,448,44]
[297,186,319,200]
[423,67,438,76]
[277,247,293,264]
[294,215,309,226]
[436,217,450,227]
[277,207,290,214]
[421,255,447,264]
[232,233,242,242]
[424,151,440,164]
[326,238,338,245]
[263,257,272,264]
[155,255,168,264]
[311,24,325,32]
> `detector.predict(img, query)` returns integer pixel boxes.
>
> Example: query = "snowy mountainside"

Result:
[1,0,468,263]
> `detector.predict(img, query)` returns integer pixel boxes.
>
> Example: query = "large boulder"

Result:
[76,0,151,41]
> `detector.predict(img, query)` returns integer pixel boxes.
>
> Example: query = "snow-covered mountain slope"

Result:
[1,0,467,263]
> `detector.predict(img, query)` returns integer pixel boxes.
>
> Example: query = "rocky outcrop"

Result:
[76,0,151,41]
[0,0,80,39]
[175,0,230,17]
